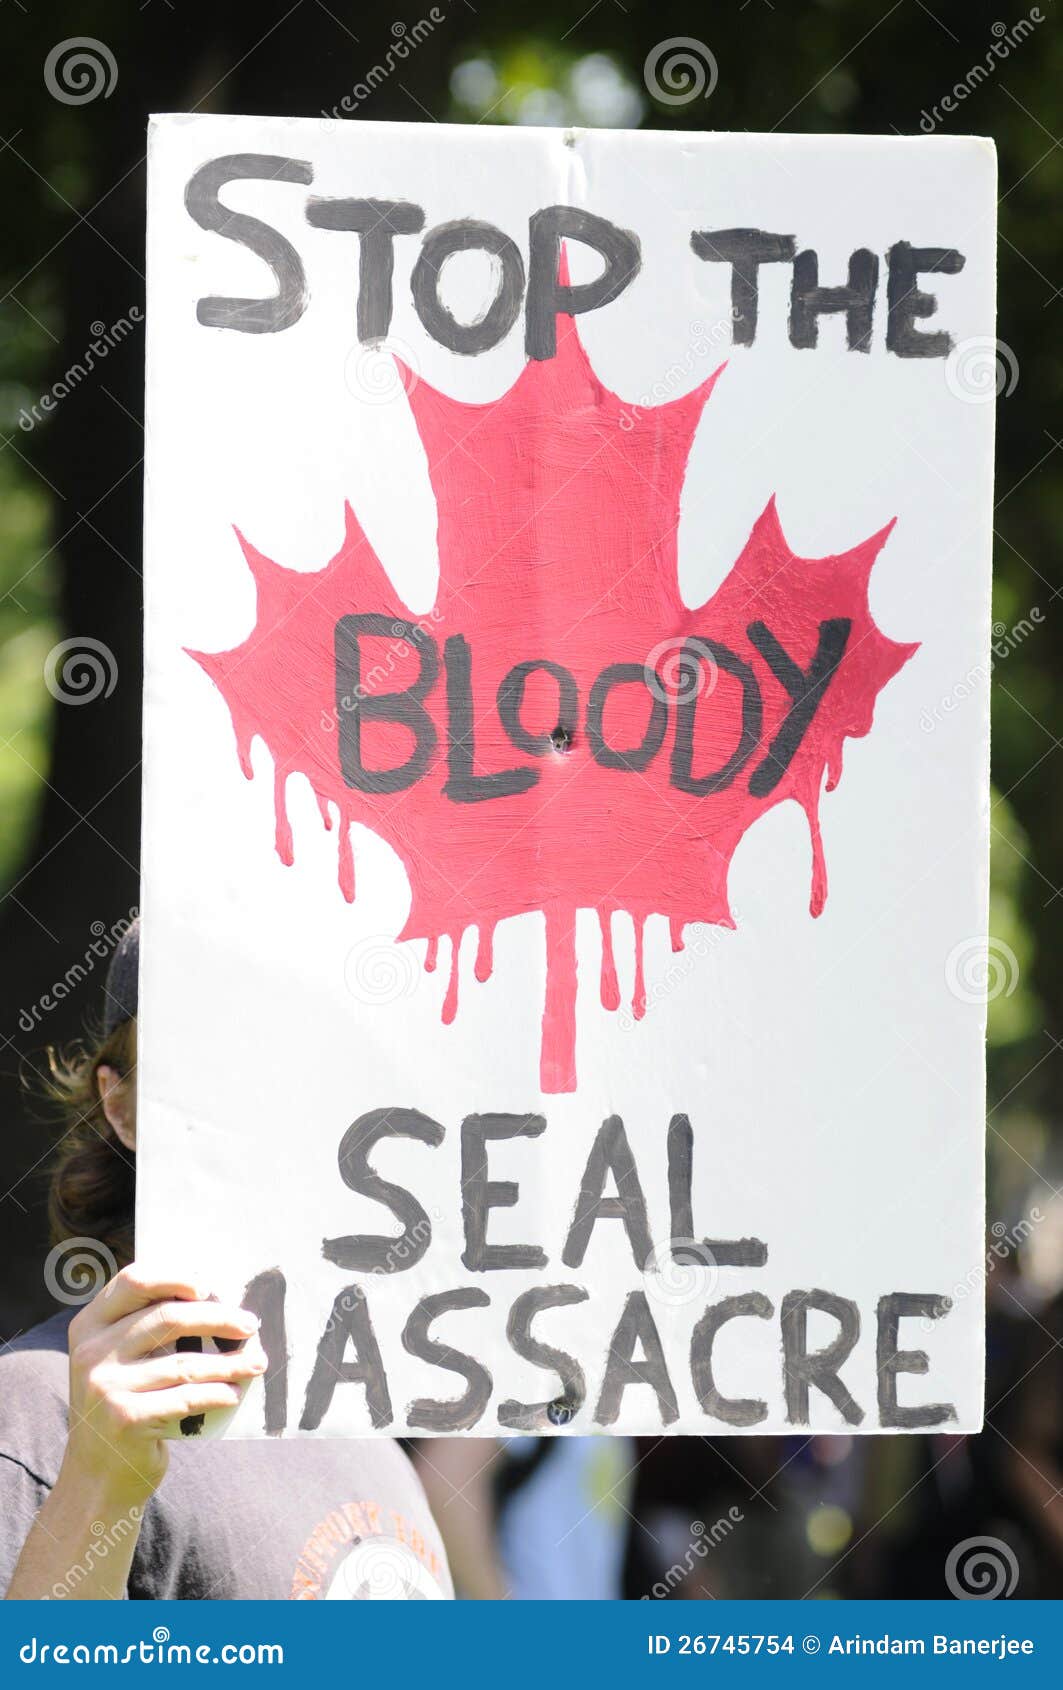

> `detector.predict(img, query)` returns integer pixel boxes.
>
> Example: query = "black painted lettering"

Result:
[667,1113,767,1268]
[461,1113,548,1272]
[305,197,425,342]
[562,1115,653,1271]
[586,663,668,773]
[402,1289,493,1432]
[781,1288,864,1426]
[876,1292,957,1427]
[526,206,641,360]
[335,614,438,794]
[498,1284,589,1430]
[411,219,525,355]
[595,1291,678,1426]
[185,155,313,334]
[747,618,851,797]
[789,248,879,353]
[241,1267,288,1437]
[443,635,538,803]
[322,1106,444,1273]
[300,1285,392,1430]
[497,660,578,757]
[690,1291,773,1427]
[886,241,966,358]
[671,640,762,796]
[689,229,796,346]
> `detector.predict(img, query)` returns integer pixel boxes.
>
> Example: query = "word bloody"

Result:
[334,615,851,803]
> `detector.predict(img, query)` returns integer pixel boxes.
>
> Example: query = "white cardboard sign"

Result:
[140,115,995,1437]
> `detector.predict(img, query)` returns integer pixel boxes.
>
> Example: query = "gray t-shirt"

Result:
[0,1310,451,1600]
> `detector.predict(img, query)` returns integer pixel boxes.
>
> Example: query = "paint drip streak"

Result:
[191,303,916,1094]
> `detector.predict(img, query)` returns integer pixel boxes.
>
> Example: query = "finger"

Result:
[95,1264,216,1325]
[113,1300,260,1358]
[123,1343,268,1395]
[116,1382,245,1431]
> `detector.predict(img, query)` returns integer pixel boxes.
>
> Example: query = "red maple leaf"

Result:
[190,303,917,1093]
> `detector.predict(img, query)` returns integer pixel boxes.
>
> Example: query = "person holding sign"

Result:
[1,922,452,1601]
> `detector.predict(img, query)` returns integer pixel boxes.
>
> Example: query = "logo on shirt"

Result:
[291,1501,445,1600]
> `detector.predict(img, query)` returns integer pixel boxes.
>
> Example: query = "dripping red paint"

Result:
[189,299,917,1094]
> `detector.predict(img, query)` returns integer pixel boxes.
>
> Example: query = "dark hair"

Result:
[43,1018,137,1269]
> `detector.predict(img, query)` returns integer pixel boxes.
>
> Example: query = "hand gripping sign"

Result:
[140,118,995,1437]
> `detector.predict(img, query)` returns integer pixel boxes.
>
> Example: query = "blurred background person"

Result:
[414,1436,634,1599]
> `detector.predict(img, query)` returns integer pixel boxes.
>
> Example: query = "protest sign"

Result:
[141,116,995,1435]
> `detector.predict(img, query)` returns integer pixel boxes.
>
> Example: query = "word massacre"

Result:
[224,1110,958,1437]
[185,157,968,357]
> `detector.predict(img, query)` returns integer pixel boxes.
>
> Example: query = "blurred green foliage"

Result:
[0,287,58,890]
